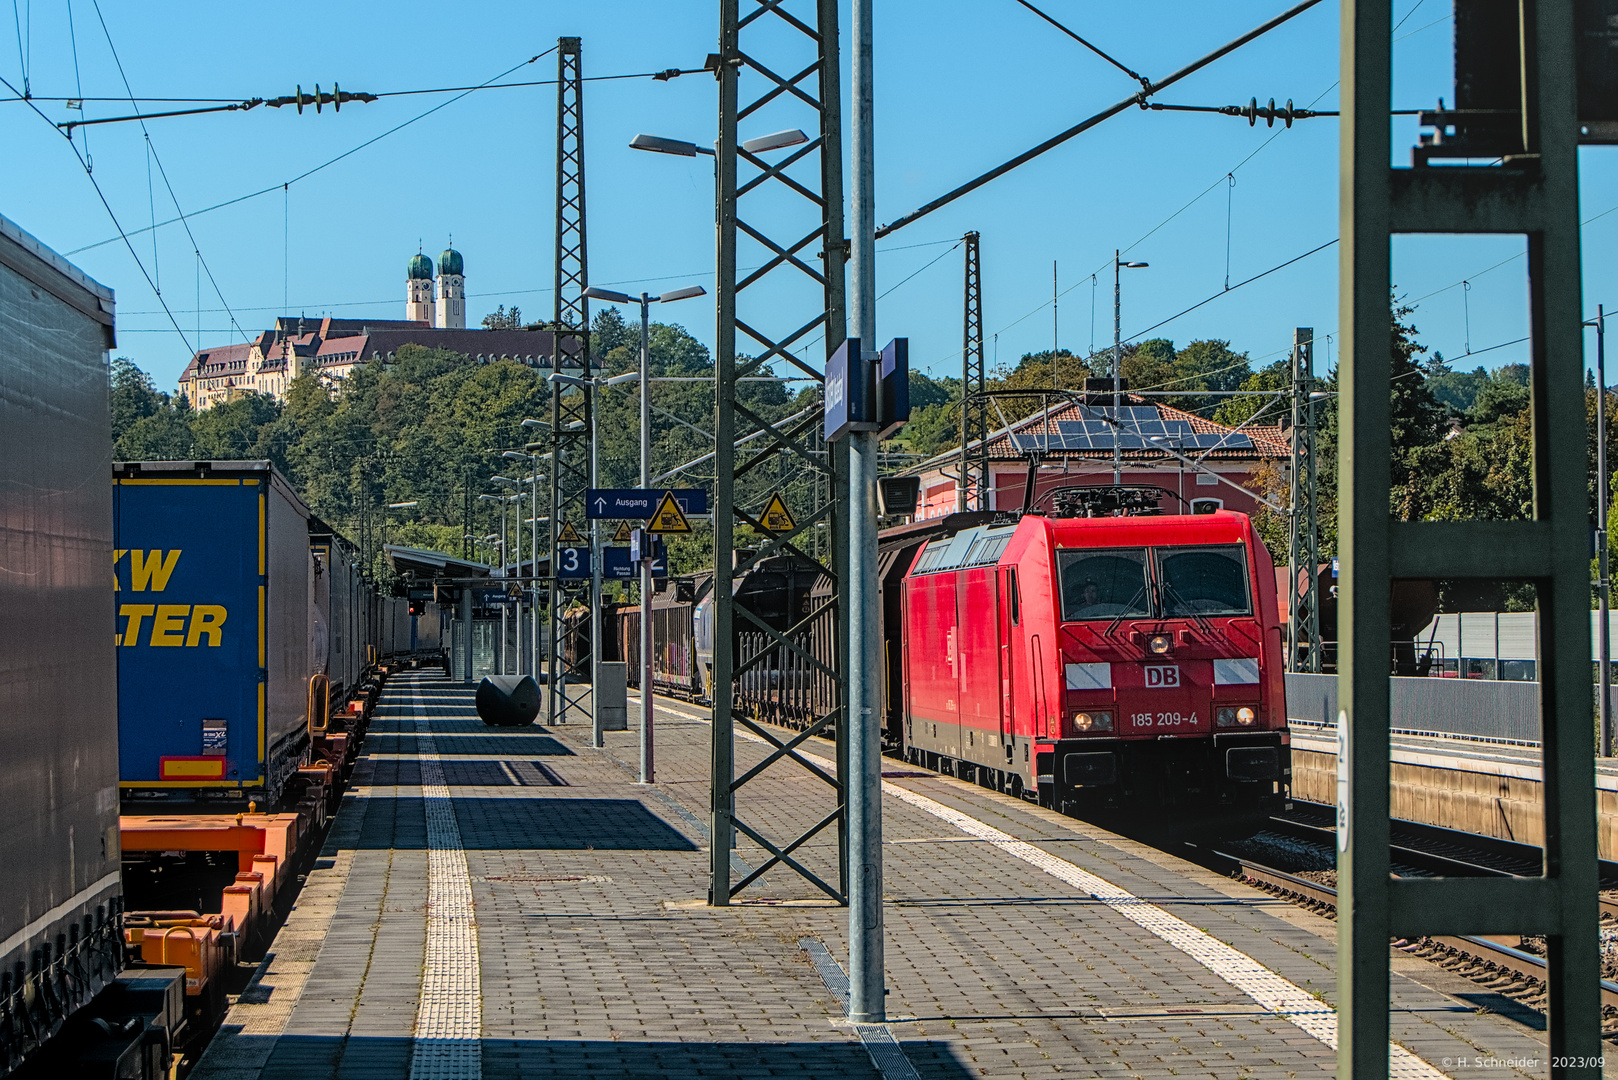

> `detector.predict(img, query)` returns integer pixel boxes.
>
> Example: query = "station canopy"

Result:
[382,544,492,582]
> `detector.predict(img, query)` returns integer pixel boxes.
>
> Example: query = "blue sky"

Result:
[5,1,1616,393]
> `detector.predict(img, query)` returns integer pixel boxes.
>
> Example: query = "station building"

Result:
[178,245,571,409]
[907,391,1289,519]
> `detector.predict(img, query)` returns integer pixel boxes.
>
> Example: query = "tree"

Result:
[110,357,165,443]
[1212,360,1289,428]
[482,305,523,330]
[1118,339,1177,394]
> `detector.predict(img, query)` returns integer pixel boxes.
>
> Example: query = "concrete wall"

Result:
[1292,747,1618,860]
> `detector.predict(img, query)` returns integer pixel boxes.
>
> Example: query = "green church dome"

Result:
[407,252,434,280]
[438,246,464,277]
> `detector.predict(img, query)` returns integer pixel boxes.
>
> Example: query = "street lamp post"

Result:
[584,281,707,785]
[522,418,551,675]
[480,491,513,674]
[503,452,544,678]
[1111,251,1148,484]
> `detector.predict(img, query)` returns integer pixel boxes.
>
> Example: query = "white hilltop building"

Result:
[178,243,576,409]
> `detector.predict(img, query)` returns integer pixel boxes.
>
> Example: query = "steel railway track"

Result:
[1219,851,1618,1014]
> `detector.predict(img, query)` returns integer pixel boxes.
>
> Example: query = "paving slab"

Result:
[192,672,1605,1080]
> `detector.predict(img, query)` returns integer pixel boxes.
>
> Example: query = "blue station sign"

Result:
[586,488,708,520]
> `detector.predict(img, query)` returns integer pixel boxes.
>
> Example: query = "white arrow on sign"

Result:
[593,497,607,513]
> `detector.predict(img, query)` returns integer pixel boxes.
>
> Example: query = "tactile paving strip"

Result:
[408,687,482,1080]
[884,782,1449,1080]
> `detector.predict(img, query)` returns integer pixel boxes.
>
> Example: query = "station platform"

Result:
[192,672,1575,1079]
[1290,726,1618,858]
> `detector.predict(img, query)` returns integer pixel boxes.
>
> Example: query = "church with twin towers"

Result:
[177,242,573,410]
[406,243,466,329]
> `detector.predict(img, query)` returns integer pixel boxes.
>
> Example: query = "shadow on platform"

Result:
[363,732,577,756]
[223,1032,976,1080]
[348,796,699,851]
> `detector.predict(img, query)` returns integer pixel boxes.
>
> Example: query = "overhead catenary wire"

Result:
[874,0,1326,238]
[1008,0,1150,89]
[0,70,193,352]
[88,0,249,344]
[64,46,560,257]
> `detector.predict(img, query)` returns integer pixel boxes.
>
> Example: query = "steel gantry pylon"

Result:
[547,35,594,726]
[710,0,849,906]
[958,231,989,512]
[1339,2,1599,1076]
[1286,327,1320,672]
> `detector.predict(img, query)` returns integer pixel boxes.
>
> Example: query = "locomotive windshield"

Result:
[1156,546,1252,617]
[1058,549,1151,620]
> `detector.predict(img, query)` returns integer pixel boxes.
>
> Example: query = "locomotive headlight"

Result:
[1147,633,1172,655]
[1073,711,1113,733]
[1217,706,1258,728]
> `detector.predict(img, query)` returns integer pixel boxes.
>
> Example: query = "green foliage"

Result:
[110,357,165,443]
[105,315,820,589]
[1212,360,1289,428]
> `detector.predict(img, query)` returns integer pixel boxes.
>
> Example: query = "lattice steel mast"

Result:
[547,35,593,725]
[1339,2,1599,1075]
[958,230,987,512]
[1286,327,1319,671]
[711,0,849,907]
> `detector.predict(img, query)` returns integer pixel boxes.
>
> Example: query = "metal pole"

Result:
[532,467,541,678]
[514,490,524,676]
[460,583,473,683]
[1112,250,1122,484]
[500,501,509,675]
[640,295,655,783]
[1600,306,1611,756]
[590,399,603,748]
[847,0,885,1026]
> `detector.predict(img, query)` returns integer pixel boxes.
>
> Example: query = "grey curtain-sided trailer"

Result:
[310,528,366,702]
[0,213,125,1072]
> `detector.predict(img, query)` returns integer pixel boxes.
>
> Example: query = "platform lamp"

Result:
[1112,252,1149,483]
[521,418,550,675]
[583,281,707,785]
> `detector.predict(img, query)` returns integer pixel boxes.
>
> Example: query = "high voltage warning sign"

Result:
[556,521,584,545]
[759,492,796,533]
[648,491,692,534]
[611,521,633,543]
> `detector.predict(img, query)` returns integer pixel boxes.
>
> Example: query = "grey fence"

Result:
[1285,672,1544,745]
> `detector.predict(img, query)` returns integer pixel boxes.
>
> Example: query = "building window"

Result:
[1195,472,1218,486]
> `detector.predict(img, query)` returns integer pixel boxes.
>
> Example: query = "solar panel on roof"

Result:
[1056,420,1087,434]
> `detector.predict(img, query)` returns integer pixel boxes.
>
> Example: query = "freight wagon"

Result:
[0,213,132,1075]
[114,461,329,809]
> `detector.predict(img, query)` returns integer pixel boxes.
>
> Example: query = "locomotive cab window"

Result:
[1007,568,1020,625]
[1058,549,1150,621]
[1155,546,1252,617]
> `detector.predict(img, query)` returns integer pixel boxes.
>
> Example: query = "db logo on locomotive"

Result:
[1144,664,1180,688]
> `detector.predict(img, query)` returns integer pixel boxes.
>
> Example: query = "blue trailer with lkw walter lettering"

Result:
[113,461,318,809]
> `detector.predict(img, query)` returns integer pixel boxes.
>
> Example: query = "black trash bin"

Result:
[476,674,541,727]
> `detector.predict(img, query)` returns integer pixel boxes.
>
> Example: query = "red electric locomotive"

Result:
[899,492,1289,832]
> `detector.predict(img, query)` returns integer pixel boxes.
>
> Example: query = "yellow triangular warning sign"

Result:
[611,521,633,543]
[556,521,584,545]
[759,492,796,533]
[647,491,693,534]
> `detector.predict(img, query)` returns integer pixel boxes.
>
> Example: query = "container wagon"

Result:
[0,213,143,1075]
[113,460,321,810]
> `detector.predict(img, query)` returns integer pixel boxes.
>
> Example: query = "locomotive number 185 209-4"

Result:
[1132,712,1197,728]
